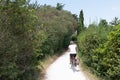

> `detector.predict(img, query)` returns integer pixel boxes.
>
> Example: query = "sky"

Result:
[30,0,120,26]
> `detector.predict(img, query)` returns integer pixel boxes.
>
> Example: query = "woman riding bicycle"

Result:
[68,41,78,64]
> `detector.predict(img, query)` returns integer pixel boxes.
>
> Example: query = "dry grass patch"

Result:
[79,60,102,80]
[38,50,66,80]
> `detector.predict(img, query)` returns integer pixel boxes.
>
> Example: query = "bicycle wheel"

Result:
[71,57,75,67]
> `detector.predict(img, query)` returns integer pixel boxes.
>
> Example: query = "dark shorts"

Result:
[70,54,76,59]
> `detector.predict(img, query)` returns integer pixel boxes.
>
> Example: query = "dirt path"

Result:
[44,51,90,80]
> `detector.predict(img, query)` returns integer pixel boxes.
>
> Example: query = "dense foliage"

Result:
[77,19,120,80]
[77,22,111,64]
[94,25,120,80]
[0,0,77,80]
[36,5,77,57]
[0,1,38,80]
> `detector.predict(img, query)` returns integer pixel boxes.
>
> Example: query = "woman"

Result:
[68,41,78,64]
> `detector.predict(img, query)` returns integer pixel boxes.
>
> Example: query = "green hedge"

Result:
[0,1,77,80]
[94,25,120,80]
[77,23,115,79]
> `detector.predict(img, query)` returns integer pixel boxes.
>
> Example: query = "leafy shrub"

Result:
[77,22,112,79]
[94,25,120,80]
[0,1,39,79]
[0,1,77,80]
[77,24,109,64]
[77,21,120,80]
[36,5,77,56]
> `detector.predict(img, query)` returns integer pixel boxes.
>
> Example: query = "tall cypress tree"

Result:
[77,9,84,35]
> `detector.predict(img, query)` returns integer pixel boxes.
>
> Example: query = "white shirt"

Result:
[68,44,77,54]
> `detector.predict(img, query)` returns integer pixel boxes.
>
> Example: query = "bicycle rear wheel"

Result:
[71,57,75,67]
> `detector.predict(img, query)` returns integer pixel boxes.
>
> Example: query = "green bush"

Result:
[36,5,77,56]
[77,22,112,79]
[0,1,39,79]
[77,24,109,65]
[0,1,77,80]
[77,22,120,79]
[94,25,120,80]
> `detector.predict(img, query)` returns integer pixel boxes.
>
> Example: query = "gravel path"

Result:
[44,52,90,80]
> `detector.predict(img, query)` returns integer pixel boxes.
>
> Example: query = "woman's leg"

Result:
[70,54,72,64]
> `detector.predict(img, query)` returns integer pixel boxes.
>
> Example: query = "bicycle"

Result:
[71,56,76,67]
[71,56,79,67]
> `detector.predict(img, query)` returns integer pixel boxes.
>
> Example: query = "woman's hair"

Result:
[70,41,74,44]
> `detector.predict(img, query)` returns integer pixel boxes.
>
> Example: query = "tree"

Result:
[99,19,108,27]
[56,3,64,10]
[110,17,120,26]
[77,9,84,35]
[0,0,39,80]
[72,14,78,22]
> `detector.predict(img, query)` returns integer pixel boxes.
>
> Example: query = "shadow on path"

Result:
[70,65,80,72]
